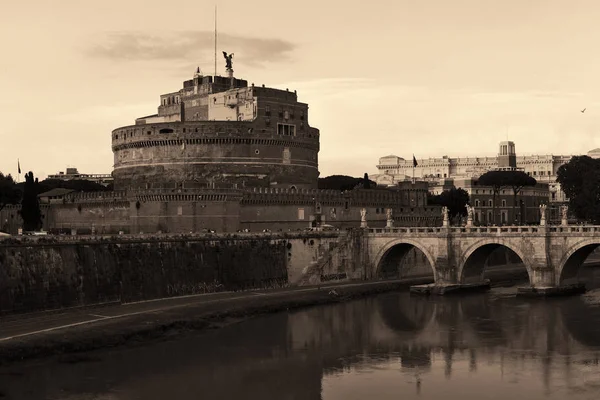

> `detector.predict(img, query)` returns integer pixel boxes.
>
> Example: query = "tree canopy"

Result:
[428,187,470,223]
[21,172,42,231]
[318,175,377,191]
[37,178,110,194]
[556,156,600,223]
[0,173,21,212]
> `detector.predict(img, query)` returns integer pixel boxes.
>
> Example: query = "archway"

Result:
[459,242,531,285]
[558,241,600,286]
[374,240,436,281]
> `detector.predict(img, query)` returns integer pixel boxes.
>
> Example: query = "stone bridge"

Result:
[365,224,600,295]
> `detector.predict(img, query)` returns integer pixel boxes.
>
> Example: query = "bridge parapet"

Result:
[366,223,600,296]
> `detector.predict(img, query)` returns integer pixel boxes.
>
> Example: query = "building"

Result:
[430,178,549,225]
[112,65,319,191]
[1,54,441,235]
[372,141,600,206]
[47,167,113,187]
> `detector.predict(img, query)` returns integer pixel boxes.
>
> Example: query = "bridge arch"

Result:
[372,239,437,280]
[557,239,600,286]
[458,239,532,284]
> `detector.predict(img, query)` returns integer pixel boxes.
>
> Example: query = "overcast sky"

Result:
[2,0,600,180]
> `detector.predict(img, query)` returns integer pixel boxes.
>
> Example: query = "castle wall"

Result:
[111,121,319,190]
[130,197,241,234]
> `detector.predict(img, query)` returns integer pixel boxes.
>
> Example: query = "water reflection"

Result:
[2,273,600,399]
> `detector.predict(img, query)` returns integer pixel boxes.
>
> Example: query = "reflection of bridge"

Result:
[366,225,600,294]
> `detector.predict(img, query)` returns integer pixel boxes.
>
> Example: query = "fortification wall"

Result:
[0,232,346,315]
[111,121,319,190]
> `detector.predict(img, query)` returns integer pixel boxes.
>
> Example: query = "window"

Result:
[488,200,493,207]
[475,199,480,207]
[277,123,296,136]
[298,208,305,220]
[501,200,506,207]
[177,206,183,216]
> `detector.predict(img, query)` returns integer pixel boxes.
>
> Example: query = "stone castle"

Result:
[1,55,440,235]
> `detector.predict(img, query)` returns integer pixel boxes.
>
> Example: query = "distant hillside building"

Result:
[372,141,600,205]
[47,167,113,187]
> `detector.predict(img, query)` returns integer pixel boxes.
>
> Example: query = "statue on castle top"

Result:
[222,51,234,70]
[386,208,393,221]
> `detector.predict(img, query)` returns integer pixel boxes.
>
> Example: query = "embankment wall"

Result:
[0,232,345,315]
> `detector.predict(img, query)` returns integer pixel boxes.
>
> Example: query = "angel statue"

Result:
[222,51,234,70]
[466,205,474,220]
[441,206,449,220]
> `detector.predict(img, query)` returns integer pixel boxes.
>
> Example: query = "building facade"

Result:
[113,69,319,191]
[373,141,600,205]
[47,167,113,187]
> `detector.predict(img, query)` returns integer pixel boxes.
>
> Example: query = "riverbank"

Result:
[0,277,435,366]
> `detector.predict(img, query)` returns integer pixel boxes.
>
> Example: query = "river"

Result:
[2,267,600,400]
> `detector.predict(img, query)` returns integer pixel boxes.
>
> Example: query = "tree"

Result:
[556,156,600,224]
[21,172,42,231]
[37,178,110,194]
[363,173,371,189]
[318,175,377,191]
[429,187,470,225]
[478,170,537,225]
[0,173,21,212]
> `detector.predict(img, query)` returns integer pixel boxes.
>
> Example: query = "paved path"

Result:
[0,279,423,343]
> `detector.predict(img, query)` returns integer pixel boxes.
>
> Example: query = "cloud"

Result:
[52,102,156,125]
[86,31,296,68]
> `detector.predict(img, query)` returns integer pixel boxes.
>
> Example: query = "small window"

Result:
[177,206,183,216]
[298,208,305,220]
[501,200,506,207]
[488,200,493,207]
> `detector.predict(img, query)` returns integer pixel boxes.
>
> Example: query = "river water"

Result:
[2,268,600,400]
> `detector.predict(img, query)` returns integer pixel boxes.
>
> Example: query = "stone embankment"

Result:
[0,231,347,315]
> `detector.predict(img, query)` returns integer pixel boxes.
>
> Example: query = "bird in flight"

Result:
[581,108,586,113]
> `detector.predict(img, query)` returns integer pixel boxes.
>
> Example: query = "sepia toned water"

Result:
[2,268,600,400]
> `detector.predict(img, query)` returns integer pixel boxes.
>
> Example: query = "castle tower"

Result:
[497,141,516,170]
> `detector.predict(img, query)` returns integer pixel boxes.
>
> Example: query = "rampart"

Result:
[0,231,350,315]
[111,120,320,190]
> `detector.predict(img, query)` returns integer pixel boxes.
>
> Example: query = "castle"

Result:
[1,54,440,235]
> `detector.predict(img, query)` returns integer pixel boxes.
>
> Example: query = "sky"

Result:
[2,0,600,180]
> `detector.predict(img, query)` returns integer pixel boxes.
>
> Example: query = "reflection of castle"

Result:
[1,55,441,234]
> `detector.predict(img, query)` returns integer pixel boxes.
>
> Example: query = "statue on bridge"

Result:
[386,208,394,228]
[561,205,569,226]
[465,204,474,227]
[539,204,547,226]
[360,208,368,228]
[442,206,449,227]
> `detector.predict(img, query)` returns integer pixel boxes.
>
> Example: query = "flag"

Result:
[18,159,21,174]
[412,155,418,168]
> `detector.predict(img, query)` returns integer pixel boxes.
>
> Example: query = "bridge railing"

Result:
[367,225,600,235]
